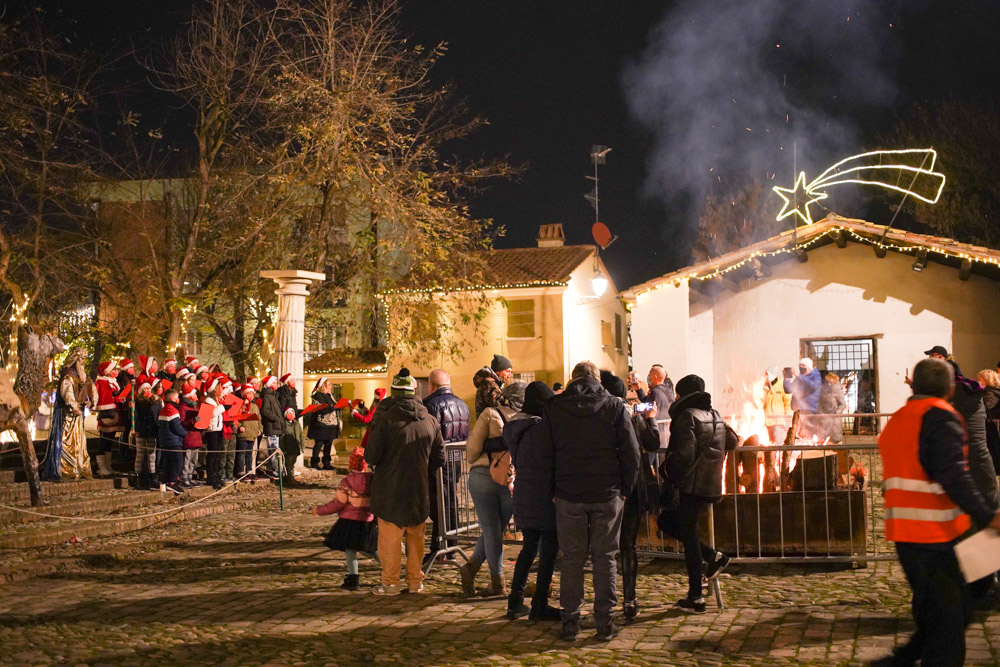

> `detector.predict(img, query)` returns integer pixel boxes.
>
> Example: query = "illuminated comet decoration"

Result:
[773,148,947,225]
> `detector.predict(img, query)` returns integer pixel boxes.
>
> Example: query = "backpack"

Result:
[485,409,514,486]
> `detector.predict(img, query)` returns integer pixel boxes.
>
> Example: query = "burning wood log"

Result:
[738,434,761,492]
[781,410,801,490]
[762,449,782,493]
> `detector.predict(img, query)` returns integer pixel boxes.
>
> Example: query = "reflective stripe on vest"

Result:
[878,397,971,543]
[883,477,945,495]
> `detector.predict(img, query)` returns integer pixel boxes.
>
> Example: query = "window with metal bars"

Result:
[801,337,879,435]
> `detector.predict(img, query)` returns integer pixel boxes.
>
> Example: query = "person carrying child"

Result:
[311,447,379,591]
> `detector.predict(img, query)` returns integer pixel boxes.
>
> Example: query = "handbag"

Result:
[485,409,514,486]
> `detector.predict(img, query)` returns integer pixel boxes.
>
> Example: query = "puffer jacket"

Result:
[505,414,555,531]
[134,396,160,438]
[259,386,285,437]
[423,386,471,443]
[537,376,640,503]
[364,396,445,527]
[156,401,187,449]
[661,391,739,501]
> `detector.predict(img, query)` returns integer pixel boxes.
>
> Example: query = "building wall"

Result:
[630,279,690,382]
[561,261,629,382]
[630,242,1000,418]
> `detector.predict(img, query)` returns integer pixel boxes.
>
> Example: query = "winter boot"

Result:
[459,558,482,597]
[484,572,506,597]
[96,453,113,477]
[341,574,360,591]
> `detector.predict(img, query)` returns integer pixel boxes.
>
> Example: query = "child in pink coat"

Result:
[312,447,378,590]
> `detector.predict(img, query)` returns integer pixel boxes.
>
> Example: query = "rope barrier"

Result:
[0,450,283,523]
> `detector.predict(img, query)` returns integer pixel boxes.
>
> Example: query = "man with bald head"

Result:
[632,364,675,415]
[424,369,471,561]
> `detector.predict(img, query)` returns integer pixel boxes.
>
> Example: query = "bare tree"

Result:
[692,179,787,261]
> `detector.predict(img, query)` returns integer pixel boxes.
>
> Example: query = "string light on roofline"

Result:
[631,226,1000,299]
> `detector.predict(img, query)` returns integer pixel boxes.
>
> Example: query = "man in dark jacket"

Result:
[365,369,445,596]
[156,390,188,494]
[259,376,285,477]
[657,374,739,614]
[423,369,471,561]
[538,361,640,642]
[505,380,560,622]
[633,364,675,414]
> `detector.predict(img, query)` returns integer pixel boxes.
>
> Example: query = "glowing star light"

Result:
[772,148,947,225]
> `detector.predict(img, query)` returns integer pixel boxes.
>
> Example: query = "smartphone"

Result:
[635,402,654,412]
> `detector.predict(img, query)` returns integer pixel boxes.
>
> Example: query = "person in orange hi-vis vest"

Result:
[873,357,1000,667]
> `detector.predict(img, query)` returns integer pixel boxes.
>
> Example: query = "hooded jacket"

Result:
[259,386,285,437]
[661,391,738,500]
[537,376,641,503]
[505,414,556,530]
[364,396,445,527]
[423,386,471,443]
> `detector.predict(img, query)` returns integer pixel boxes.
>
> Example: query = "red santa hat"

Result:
[185,356,199,367]
[183,386,199,400]
[242,385,255,397]
[196,365,209,377]
[163,358,177,369]
[119,358,135,372]
[98,361,116,376]
[140,355,157,375]
[137,382,153,395]
[263,375,279,389]
[151,379,163,394]
[279,373,292,384]
[176,368,191,381]
[374,387,387,400]
[247,376,261,386]
[206,377,221,394]
[209,363,222,374]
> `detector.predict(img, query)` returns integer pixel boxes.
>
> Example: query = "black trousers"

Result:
[619,493,644,604]
[204,430,224,485]
[158,447,184,485]
[657,496,718,599]
[429,457,461,552]
[894,542,971,667]
[310,438,333,466]
[509,528,559,611]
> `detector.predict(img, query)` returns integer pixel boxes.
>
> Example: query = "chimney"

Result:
[537,223,565,248]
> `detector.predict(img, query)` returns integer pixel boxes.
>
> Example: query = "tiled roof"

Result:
[622,215,1000,299]
[303,348,387,375]
[483,245,595,287]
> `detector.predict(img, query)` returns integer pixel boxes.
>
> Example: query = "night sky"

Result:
[17,0,1000,290]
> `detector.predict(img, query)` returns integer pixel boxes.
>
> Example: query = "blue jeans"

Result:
[234,440,254,477]
[468,466,513,576]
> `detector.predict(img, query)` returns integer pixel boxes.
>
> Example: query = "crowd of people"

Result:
[308,355,740,643]
[34,343,1000,654]
[42,353,347,494]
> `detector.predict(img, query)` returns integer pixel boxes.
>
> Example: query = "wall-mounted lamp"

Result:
[591,275,608,297]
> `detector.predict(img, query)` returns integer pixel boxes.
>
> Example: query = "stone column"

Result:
[259,270,326,409]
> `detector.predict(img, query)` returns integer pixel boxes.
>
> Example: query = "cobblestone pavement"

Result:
[0,474,997,666]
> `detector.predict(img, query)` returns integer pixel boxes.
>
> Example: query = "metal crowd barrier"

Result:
[424,413,894,576]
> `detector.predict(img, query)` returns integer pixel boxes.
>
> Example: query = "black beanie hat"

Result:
[600,370,626,399]
[491,354,512,373]
[675,374,705,397]
[523,380,555,417]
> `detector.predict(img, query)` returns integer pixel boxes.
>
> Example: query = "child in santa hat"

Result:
[133,381,161,490]
[179,386,204,487]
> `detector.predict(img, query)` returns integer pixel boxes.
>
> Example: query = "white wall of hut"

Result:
[629,241,1000,421]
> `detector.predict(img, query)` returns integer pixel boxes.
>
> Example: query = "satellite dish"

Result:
[592,221,613,249]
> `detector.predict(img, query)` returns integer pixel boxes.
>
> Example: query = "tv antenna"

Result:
[586,145,617,249]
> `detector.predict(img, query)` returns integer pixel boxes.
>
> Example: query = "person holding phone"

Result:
[631,365,674,416]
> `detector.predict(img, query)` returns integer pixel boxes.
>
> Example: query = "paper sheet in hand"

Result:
[954,528,1000,583]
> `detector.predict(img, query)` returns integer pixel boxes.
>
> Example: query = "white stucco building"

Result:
[623,215,1000,419]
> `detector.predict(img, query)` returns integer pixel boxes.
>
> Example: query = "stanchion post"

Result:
[277,451,285,511]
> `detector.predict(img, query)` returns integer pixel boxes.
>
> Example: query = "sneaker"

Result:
[675,597,707,614]
[704,553,731,581]
[623,600,640,620]
[560,621,580,642]
[595,622,619,641]
[372,584,403,596]
[166,483,185,495]
[406,583,425,594]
